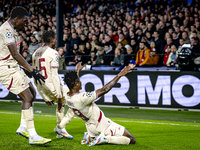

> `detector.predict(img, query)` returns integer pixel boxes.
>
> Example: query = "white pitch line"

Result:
[112,120,200,127]
[0,111,199,127]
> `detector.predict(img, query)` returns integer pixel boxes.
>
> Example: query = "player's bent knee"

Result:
[123,128,136,144]
[129,136,136,144]
[23,94,34,103]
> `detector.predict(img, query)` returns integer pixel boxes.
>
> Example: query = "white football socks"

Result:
[56,106,65,125]
[22,107,37,137]
[20,111,27,128]
[58,108,75,129]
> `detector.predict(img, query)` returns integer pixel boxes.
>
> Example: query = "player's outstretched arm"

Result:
[96,65,135,98]
[8,44,45,85]
[58,108,75,129]
[75,62,86,75]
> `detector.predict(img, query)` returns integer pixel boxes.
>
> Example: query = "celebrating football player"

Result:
[54,63,136,146]
[0,6,50,145]
[32,30,73,139]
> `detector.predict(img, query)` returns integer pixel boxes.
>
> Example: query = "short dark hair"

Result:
[140,42,145,45]
[154,31,159,34]
[64,71,79,90]
[104,43,110,47]
[192,31,197,34]
[10,6,28,19]
[42,30,55,43]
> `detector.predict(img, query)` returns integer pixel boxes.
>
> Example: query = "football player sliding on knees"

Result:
[55,63,136,146]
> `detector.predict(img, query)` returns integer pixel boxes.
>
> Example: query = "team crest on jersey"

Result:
[6,32,12,38]
[20,82,25,87]
[86,92,94,97]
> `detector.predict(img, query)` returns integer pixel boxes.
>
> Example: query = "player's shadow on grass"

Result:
[30,143,51,147]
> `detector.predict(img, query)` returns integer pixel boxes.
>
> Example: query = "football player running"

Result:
[54,63,136,146]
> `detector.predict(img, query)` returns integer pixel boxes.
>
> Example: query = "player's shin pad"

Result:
[56,107,65,124]
[107,136,130,145]
[20,111,27,128]
[22,107,34,129]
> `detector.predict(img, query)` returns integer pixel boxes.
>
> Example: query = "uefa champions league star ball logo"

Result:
[86,92,94,97]
[6,32,12,38]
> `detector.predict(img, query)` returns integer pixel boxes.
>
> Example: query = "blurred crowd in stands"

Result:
[0,0,200,70]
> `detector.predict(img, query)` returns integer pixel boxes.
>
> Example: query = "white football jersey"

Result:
[32,46,63,98]
[65,91,106,124]
[0,19,21,69]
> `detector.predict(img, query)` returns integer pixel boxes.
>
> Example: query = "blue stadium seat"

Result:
[187,0,193,6]
[73,7,77,12]
[116,4,120,8]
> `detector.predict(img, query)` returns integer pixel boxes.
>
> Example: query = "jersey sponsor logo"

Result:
[6,32,12,38]
[85,92,94,97]
[20,82,25,87]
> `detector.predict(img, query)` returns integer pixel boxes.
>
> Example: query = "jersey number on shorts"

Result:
[72,108,89,121]
[34,58,48,79]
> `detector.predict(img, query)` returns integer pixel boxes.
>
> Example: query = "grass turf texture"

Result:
[0,101,200,150]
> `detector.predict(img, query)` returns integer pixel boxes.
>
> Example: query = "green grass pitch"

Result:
[0,101,200,150]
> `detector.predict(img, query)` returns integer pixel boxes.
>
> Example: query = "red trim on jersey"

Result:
[110,130,113,136]
[67,92,80,97]
[98,111,102,122]
[0,55,10,61]
[51,66,59,68]
[7,19,14,29]
[7,77,13,90]
[6,42,15,46]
